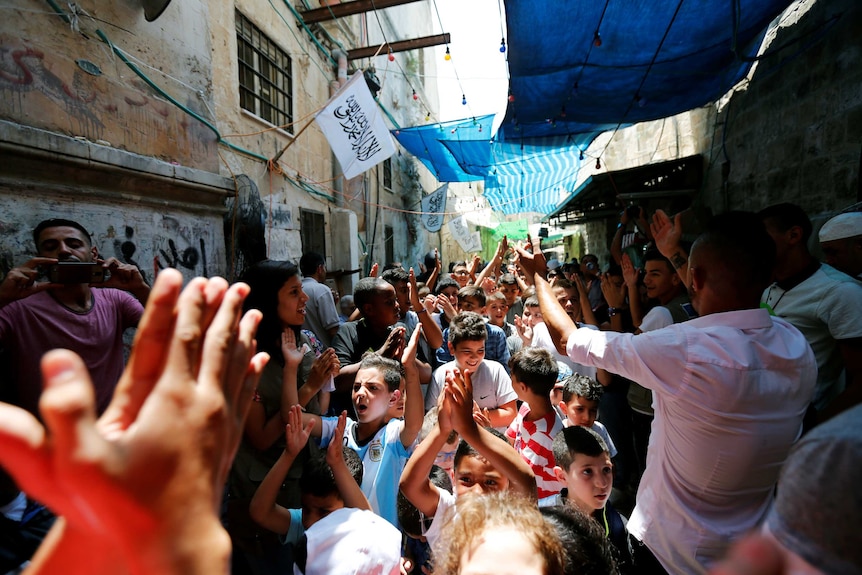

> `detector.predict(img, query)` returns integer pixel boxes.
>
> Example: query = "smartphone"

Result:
[47,262,107,284]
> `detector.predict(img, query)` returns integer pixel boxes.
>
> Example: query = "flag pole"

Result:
[270,117,316,165]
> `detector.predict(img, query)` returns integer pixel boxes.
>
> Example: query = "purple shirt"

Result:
[0,289,143,416]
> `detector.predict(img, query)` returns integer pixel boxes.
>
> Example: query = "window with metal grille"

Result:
[300,209,326,257]
[384,225,394,265]
[236,11,293,132]
[382,157,392,190]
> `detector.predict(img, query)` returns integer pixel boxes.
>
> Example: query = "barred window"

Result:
[236,11,293,131]
[384,225,394,264]
[301,209,326,257]
[382,157,392,190]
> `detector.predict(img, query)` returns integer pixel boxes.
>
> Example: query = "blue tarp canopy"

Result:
[394,120,608,215]
[393,0,796,215]
[499,0,790,140]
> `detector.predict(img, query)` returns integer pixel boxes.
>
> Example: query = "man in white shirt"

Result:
[818,210,862,280]
[517,211,817,575]
[299,252,341,347]
[759,203,862,420]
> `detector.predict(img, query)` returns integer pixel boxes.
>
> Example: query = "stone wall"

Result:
[575,0,861,258]
[700,0,862,218]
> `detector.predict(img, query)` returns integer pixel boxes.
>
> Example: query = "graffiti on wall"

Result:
[0,197,225,285]
[106,220,210,282]
[0,38,218,171]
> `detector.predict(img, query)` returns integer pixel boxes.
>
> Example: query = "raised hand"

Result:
[436,388,454,435]
[445,368,476,435]
[0,269,269,574]
[621,253,639,289]
[468,254,482,277]
[513,234,548,280]
[514,315,533,346]
[400,324,422,372]
[471,402,492,428]
[437,295,457,322]
[281,328,307,367]
[408,267,422,310]
[285,404,314,458]
[309,348,340,383]
[650,209,683,259]
[325,410,348,470]
[600,272,626,309]
[423,294,438,315]
[377,325,406,359]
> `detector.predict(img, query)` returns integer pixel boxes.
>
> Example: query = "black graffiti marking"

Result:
[159,239,200,270]
[199,237,208,278]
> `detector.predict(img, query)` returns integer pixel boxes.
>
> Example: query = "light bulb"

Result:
[444,47,451,61]
[508,92,515,102]
[595,158,601,169]
[388,51,394,62]
[461,94,467,106]
[637,95,647,107]
[425,112,430,121]
[579,150,585,161]
[412,89,418,100]
[478,125,482,132]
[499,38,506,53]
[593,32,602,47]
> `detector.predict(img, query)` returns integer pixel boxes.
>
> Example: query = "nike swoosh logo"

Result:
[479,395,490,400]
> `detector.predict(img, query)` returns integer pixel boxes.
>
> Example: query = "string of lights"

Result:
[592,0,685,168]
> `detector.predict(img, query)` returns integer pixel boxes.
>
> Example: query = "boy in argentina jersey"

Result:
[304,329,424,528]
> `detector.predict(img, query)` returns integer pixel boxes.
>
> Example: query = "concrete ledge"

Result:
[0,120,234,212]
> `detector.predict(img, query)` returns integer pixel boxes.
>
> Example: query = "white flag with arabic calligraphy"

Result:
[316,73,396,179]
[421,184,448,232]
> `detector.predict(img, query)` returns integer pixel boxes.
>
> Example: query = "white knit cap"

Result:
[818,212,862,242]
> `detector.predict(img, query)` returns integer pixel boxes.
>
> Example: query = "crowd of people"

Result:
[0,206,860,575]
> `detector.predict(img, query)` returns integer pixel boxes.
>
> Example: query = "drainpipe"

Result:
[331,49,348,208]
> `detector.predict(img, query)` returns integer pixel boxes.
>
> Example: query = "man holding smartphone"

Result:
[0,218,150,417]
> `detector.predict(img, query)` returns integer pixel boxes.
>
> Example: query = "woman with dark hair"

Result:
[226,260,340,575]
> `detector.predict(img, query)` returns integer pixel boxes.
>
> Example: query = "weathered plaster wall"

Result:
[210,0,357,268]
[0,1,218,171]
[0,193,225,284]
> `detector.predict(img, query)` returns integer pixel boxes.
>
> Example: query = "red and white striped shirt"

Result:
[506,403,565,498]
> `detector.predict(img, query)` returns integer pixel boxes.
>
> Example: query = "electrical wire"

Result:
[594,0,685,165]
[429,0,472,115]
